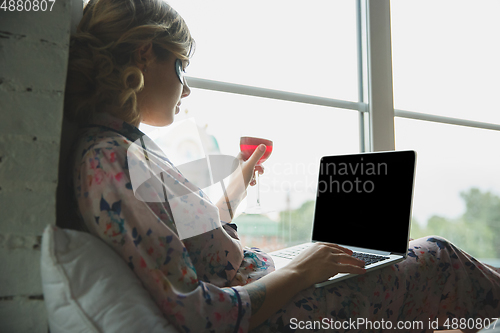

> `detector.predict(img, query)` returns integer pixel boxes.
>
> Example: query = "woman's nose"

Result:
[182,78,191,98]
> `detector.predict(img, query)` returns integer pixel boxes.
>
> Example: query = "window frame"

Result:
[184,0,393,153]
[72,0,500,145]
[184,0,500,152]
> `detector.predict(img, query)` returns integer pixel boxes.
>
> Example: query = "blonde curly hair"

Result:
[64,0,195,125]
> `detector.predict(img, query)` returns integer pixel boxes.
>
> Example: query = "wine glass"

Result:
[240,136,273,213]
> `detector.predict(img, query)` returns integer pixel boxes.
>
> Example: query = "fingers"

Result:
[321,243,365,268]
[316,242,353,255]
[235,152,244,163]
[248,144,266,167]
[291,243,367,287]
[241,145,265,187]
[331,253,365,268]
[333,262,367,275]
[248,165,263,187]
[327,251,366,276]
[249,169,257,186]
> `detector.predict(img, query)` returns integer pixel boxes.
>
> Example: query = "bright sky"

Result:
[141,0,500,225]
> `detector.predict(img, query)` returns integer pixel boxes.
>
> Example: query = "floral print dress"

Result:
[71,112,500,333]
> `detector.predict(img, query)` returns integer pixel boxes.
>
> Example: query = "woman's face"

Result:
[138,54,191,126]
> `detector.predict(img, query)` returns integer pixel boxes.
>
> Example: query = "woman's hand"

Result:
[286,243,367,289]
[245,242,366,330]
[237,144,266,189]
[248,165,263,186]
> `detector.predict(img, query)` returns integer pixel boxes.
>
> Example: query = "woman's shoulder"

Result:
[69,127,136,187]
[70,127,137,205]
[77,126,132,152]
[72,126,134,165]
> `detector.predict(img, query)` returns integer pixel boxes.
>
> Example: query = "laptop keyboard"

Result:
[272,243,390,266]
[351,252,390,265]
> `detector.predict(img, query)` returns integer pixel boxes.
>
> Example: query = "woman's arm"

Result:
[243,243,366,330]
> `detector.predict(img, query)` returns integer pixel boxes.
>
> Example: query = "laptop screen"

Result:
[312,150,416,255]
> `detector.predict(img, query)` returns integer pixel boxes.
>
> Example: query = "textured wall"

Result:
[0,1,73,331]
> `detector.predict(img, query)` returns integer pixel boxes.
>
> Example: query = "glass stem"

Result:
[256,169,261,207]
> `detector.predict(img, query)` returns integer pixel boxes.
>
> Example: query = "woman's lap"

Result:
[253,236,500,332]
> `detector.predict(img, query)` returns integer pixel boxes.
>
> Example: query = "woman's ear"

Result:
[134,42,155,71]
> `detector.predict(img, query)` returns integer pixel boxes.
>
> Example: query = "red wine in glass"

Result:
[240,137,273,164]
[239,136,273,213]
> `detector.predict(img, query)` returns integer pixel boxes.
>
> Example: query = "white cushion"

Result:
[40,225,178,333]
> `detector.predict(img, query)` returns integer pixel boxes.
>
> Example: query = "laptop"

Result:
[269,150,416,287]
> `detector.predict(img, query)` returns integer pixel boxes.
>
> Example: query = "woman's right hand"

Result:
[286,243,367,289]
[244,242,366,330]
[237,144,266,189]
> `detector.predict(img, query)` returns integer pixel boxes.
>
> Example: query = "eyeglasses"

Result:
[174,59,186,84]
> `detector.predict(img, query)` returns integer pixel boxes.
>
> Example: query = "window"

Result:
[138,0,500,262]
[139,0,369,251]
[392,0,500,264]
[168,0,359,101]
[391,0,500,124]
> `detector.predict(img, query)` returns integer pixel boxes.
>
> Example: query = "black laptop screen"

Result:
[311,151,416,255]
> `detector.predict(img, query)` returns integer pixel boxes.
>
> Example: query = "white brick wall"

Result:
[0,0,73,331]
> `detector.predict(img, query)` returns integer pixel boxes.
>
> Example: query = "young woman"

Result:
[64,0,500,332]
